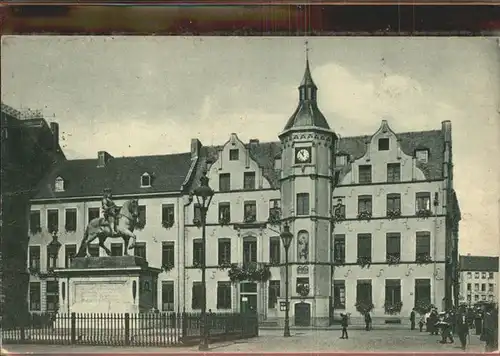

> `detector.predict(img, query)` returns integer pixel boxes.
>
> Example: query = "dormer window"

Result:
[54,176,65,192]
[415,149,429,163]
[141,173,152,188]
[335,154,349,166]
[378,138,390,151]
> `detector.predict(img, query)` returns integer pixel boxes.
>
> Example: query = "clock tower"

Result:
[278,51,337,327]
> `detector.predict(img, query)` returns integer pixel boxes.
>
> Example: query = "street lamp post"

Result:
[280,222,294,338]
[192,168,214,351]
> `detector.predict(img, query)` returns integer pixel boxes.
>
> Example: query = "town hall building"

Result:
[25,57,461,326]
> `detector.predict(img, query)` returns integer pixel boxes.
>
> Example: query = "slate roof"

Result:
[460,256,499,272]
[33,153,194,200]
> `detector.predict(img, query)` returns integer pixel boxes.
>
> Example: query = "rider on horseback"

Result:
[102,188,118,234]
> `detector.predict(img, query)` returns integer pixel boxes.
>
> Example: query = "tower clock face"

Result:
[295,147,311,164]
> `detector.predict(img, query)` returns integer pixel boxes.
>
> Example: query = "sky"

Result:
[2,36,499,257]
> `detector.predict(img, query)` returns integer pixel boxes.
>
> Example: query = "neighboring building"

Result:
[25,58,461,326]
[459,255,499,305]
[1,102,65,325]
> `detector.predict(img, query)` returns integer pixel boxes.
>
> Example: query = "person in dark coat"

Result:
[340,313,349,339]
[482,305,498,352]
[439,312,454,344]
[364,311,372,331]
[429,309,439,335]
[474,309,483,335]
[456,306,470,350]
[410,309,416,330]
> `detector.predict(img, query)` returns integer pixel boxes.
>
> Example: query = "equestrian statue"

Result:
[75,188,140,257]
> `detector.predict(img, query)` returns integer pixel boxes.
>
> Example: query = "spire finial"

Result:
[305,40,309,62]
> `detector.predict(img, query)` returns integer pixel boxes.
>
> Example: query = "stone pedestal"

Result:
[55,256,161,315]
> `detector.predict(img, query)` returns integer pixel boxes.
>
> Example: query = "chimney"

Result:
[97,151,113,168]
[49,122,59,149]
[249,138,260,146]
[191,138,202,159]
[442,120,452,143]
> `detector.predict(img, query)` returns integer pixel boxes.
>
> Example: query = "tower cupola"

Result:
[282,42,330,132]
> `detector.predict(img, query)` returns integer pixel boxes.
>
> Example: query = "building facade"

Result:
[1,102,65,325]
[458,255,499,306]
[25,59,461,326]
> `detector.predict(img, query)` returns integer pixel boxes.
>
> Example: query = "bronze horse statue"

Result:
[75,199,140,257]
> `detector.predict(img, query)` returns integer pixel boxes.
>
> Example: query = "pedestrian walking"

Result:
[481,304,498,352]
[410,308,416,330]
[438,312,454,344]
[364,311,372,331]
[419,313,425,332]
[340,313,349,339]
[456,307,470,350]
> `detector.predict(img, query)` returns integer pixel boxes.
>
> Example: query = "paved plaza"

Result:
[2,328,488,354]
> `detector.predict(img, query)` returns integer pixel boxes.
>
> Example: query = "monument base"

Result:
[55,256,161,315]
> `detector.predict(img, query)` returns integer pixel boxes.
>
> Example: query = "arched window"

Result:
[54,176,65,192]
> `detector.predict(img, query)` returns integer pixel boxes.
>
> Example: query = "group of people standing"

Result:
[410,304,498,351]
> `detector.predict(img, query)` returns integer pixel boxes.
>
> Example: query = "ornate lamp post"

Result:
[192,168,214,351]
[280,222,293,337]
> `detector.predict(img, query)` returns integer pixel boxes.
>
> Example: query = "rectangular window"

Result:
[475,272,480,279]
[467,272,472,278]
[229,149,239,161]
[475,283,479,291]
[65,244,77,268]
[162,204,175,227]
[243,172,256,190]
[46,245,58,269]
[47,209,59,233]
[489,284,494,292]
[334,280,346,309]
[88,207,100,223]
[296,277,309,294]
[134,242,147,260]
[192,282,203,310]
[474,295,479,301]
[219,173,231,192]
[333,235,345,264]
[386,233,401,261]
[111,243,123,257]
[357,234,372,262]
[414,279,431,306]
[29,211,41,234]
[387,194,401,214]
[268,280,280,309]
[162,281,174,311]
[243,239,257,265]
[243,201,257,223]
[88,244,99,257]
[217,282,232,309]
[488,272,494,279]
[46,281,59,312]
[387,163,401,182]
[296,193,310,216]
[416,192,431,212]
[467,283,471,291]
[218,238,231,265]
[269,199,281,222]
[416,232,431,259]
[269,236,280,265]
[385,279,401,307]
[218,202,231,223]
[378,138,390,151]
[193,239,204,266]
[64,209,77,232]
[481,272,486,279]
[358,165,372,184]
[138,205,146,227]
[358,195,372,215]
[356,280,373,304]
[29,282,41,311]
[481,284,486,292]
[161,241,175,268]
[28,246,41,270]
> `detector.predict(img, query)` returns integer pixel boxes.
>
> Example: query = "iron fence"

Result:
[2,311,258,346]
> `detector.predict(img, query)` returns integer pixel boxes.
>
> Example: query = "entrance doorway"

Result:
[240,282,257,313]
[294,302,311,326]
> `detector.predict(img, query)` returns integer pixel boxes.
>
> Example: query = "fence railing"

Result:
[2,312,259,347]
